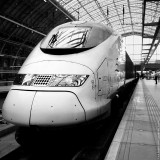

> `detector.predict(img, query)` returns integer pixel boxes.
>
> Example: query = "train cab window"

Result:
[41,27,91,49]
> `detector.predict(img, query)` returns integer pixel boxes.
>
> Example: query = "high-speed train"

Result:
[2,21,135,143]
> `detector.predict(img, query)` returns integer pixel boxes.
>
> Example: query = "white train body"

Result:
[2,21,127,127]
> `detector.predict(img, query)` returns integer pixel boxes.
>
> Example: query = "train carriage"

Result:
[2,21,135,145]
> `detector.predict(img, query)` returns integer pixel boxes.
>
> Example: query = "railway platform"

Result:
[0,85,16,139]
[0,86,11,93]
[105,79,160,160]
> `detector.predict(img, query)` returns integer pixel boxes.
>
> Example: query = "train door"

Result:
[97,59,110,115]
[108,59,118,95]
[97,59,108,96]
[108,59,113,96]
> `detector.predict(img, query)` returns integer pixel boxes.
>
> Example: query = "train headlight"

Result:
[50,74,89,87]
[13,74,37,86]
[13,74,89,87]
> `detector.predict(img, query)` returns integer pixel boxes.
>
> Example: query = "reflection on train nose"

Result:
[2,90,36,125]
[30,91,86,126]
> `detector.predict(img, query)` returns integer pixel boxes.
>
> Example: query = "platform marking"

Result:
[104,84,138,160]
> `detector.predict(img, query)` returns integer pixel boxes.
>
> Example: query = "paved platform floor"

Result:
[105,79,160,160]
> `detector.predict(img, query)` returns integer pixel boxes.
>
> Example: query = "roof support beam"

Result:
[142,35,154,38]
[141,0,160,70]
[77,0,95,21]
[0,37,33,49]
[144,18,160,65]
[48,0,76,21]
[112,0,125,34]
[127,0,134,35]
[0,15,46,36]
[94,0,112,27]
[142,0,146,42]
[143,43,156,45]
[0,54,26,60]
[144,22,159,26]
[146,0,160,1]
[141,0,146,71]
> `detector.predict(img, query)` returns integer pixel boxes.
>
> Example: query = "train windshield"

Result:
[41,27,91,49]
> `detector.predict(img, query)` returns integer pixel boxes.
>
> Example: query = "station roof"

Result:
[56,0,146,37]
[0,0,160,68]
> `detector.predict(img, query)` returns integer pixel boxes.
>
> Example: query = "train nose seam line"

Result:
[29,91,37,126]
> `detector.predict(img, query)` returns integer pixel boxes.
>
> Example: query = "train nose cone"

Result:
[2,90,36,125]
[2,90,86,126]
[29,92,86,126]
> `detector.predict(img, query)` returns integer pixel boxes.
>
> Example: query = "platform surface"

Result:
[105,79,160,160]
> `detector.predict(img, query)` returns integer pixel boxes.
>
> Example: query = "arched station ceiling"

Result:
[0,0,160,69]
[56,0,149,37]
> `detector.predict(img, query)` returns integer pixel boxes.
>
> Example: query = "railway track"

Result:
[0,117,119,160]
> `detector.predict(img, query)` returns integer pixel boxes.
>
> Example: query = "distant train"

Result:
[2,21,136,145]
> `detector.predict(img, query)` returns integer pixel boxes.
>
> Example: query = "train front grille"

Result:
[32,75,52,86]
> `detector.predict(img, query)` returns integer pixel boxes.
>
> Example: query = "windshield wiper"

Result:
[48,33,59,48]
